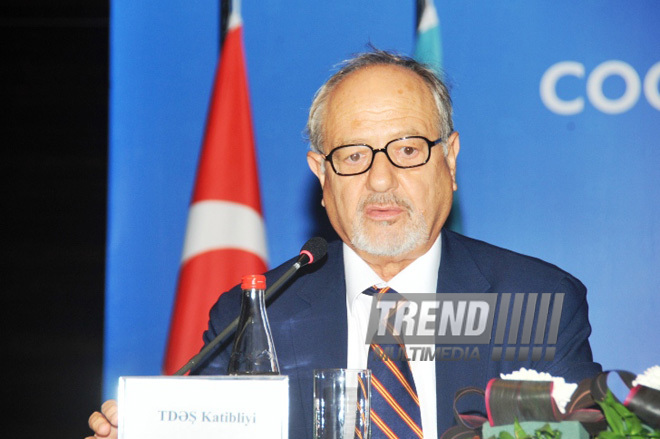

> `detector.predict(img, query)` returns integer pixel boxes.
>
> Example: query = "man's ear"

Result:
[307,151,326,187]
[445,131,460,191]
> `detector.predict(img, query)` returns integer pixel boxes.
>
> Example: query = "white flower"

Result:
[633,365,660,391]
[500,367,577,414]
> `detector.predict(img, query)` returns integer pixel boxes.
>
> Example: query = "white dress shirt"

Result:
[344,237,441,439]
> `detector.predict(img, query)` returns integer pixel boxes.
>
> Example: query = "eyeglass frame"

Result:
[321,135,444,176]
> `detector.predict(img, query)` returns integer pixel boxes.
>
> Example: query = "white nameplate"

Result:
[118,375,288,439]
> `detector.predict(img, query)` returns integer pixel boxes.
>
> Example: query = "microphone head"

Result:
[298,237,328,266]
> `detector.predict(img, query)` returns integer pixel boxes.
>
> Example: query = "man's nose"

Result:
[366,150,398,192]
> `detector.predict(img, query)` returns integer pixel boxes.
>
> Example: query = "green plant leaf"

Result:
[594,389,660,438]
[596,431,624,439]
[626,412,644,435]
[602,403,625,433]
[534,424,549,438]
[534,424,561,438]
[513,418,529,439]
[610,396,644,434]
[597,391,625,434]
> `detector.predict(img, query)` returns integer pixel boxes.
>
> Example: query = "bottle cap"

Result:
[241,274,266,290]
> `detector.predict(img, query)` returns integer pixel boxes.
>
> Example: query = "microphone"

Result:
[266,236,328,295]
[173,237,328,376]
[296,236,327,266]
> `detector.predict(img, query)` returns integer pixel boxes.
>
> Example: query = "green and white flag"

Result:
[414,0,462,233]
[415,0,442,72]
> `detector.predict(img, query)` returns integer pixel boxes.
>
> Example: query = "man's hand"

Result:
[86,399,118,439]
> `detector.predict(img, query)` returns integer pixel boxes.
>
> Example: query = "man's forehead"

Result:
[323,65,439,144]
[332,64,426,95]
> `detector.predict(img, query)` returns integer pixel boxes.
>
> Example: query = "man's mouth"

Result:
[364,205,405,222]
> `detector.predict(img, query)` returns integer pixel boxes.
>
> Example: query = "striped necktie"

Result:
[364,286,423,439]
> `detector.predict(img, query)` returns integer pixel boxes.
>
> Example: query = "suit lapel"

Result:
[290,264,348,369]
[437,229,490,294]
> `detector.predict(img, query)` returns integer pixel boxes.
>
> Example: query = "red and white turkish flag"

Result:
[163,10,268,375]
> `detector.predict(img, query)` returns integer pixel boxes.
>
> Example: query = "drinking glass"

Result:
[313,368,371,439]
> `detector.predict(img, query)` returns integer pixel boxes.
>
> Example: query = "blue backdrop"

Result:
[105,0,660,398]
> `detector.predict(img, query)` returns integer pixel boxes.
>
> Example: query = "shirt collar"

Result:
[344,235,442,305]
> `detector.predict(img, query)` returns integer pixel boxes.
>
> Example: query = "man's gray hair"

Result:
[306,49,454,155]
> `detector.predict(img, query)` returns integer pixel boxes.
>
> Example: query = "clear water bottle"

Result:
[227,274,280,374]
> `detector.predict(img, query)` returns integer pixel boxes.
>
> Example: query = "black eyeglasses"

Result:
[323,136,443,176]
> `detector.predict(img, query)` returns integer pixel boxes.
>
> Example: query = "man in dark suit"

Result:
[197,231,600,437]
[87,50,600,439]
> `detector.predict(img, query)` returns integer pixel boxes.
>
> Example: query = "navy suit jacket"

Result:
[195,230,601,438]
